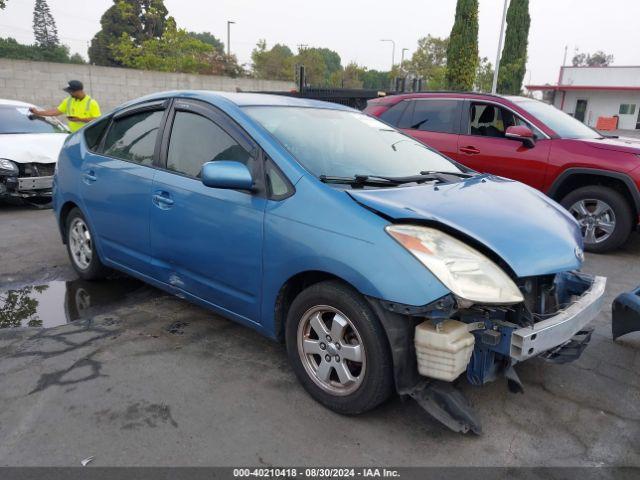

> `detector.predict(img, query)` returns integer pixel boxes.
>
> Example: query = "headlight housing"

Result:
[386,224,523,304]
[0,158,18,174]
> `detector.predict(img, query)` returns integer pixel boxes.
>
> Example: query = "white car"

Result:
[0,99,69,205]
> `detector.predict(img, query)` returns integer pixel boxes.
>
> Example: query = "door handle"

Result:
[82,170,97,183]
[152,191,174,209]
[460,146,481,155]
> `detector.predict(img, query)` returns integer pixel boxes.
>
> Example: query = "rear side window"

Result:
[379,101,408,127]
[407,100,460,133]
[102,110,163,165]
[84,116,110,152]
[167,111,252,178]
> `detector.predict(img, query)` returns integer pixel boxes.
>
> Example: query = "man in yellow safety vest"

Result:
[29,80,101,133]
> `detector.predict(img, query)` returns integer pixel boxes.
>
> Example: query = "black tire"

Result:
[560,185,633,253]
[285,280,394,415]
[65,208,109,280]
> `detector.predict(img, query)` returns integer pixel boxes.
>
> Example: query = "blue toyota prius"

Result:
[53,91,606,433]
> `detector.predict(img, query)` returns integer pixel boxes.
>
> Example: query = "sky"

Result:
[1,0,639,85]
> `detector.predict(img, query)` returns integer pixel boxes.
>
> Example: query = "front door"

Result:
[453,101,551,190]
[79,101,166,274]
[575,99,588,123]
[150,100,266,323]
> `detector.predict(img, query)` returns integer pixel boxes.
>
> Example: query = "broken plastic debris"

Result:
[81,456,94,466]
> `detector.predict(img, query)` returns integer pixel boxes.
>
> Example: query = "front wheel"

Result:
[65,208,109,280]
[285,281,394,415]
[561,185,633,253]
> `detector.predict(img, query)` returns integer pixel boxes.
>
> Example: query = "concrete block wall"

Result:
[0,59,295,112]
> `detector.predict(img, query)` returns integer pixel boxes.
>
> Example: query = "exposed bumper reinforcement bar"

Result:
[510,276,606,361]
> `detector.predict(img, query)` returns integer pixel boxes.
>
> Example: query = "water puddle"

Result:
[0,277,149,329]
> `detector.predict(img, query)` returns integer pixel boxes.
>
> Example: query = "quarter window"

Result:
[407,100,460,133]
[167,111,251,178]
[102,110,163,165]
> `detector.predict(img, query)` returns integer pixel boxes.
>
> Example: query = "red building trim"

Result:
[527,85,640,92]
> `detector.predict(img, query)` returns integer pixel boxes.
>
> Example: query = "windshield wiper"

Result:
[319,175,399,187]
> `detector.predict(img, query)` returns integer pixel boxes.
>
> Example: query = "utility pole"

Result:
[562,45,568,66]
[380,39,395,71]
[491,0,509,94]
[227,20,235,56]
[297,44,308,52]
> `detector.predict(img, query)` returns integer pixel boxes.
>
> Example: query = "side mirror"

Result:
[201,161,254,191]
[505,125,536,148]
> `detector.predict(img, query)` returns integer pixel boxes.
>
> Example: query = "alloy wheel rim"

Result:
[69,218,92,270]
[297,305,366,396]
[569,198,616,245]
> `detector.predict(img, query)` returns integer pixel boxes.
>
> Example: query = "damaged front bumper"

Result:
[368,271,606,434]
[510,275,606,361]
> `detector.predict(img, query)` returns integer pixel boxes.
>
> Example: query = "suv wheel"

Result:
[285,281,394,415]
[65,208,109,279]
[561,185,633,253]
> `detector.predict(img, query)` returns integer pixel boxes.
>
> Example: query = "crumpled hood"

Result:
[348,175,583,278]
[575,136,640,155]
[0,133,67,164]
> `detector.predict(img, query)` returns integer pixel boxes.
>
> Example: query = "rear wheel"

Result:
[285,281,394,415]
[65,208,109,280]
[561,185,633,253]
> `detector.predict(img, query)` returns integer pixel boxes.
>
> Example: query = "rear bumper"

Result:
[510,275,606,361]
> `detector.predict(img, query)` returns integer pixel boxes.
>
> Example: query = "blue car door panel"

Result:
[150,100,266,323]
[79,102,167,274]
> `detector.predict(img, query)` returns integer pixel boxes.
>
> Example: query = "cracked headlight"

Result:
[0,158,18,174]
[386,224,523,305]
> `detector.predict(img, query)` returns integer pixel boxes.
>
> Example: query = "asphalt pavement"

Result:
[0,206,638,466]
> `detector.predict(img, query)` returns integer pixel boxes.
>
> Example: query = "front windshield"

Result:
[0,105,68,134]
[513,98,600,139]
[243,106,462,178]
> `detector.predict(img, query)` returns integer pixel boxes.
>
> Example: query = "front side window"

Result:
[167,111,251,178]
[244,106,462,179]
[469,103,527,138]
[379,101,408,127]
[511,98,599,139]
[408,100,460,133]
[102,110,163,165]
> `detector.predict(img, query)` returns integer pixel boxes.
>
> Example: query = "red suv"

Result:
[365,93,640,252]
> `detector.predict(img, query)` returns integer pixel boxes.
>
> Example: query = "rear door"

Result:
[149,99,266,322]
[399,98,463,157]
[454,100,551,189]
[79,100,168,275]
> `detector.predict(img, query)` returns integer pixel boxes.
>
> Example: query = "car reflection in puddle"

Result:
[0,277,148,329]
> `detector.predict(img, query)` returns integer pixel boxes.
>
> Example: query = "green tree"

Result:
[497,0,530,94]
[329,62,365,88]
[112,18,215,74]
[474,56,494,92]
[188,31,224,54]
[295,47,328,86]
[33,0,59,48]
[0,37,82,63]
[0,1,7,9]
[361,69,390,90]
[409,35,448,89]
[251,40,294,80]
[88,0,168,66]
[446,0,479,91]
[572,50,614,67]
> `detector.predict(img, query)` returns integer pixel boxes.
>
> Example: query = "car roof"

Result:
[373,92,533,104]
[0,99,35,108]
[114,90,356,113]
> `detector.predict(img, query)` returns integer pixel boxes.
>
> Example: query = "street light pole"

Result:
[401,48,409,66]
[227,20,235,57]
[380,39,396,71]
[491,0,509,93]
